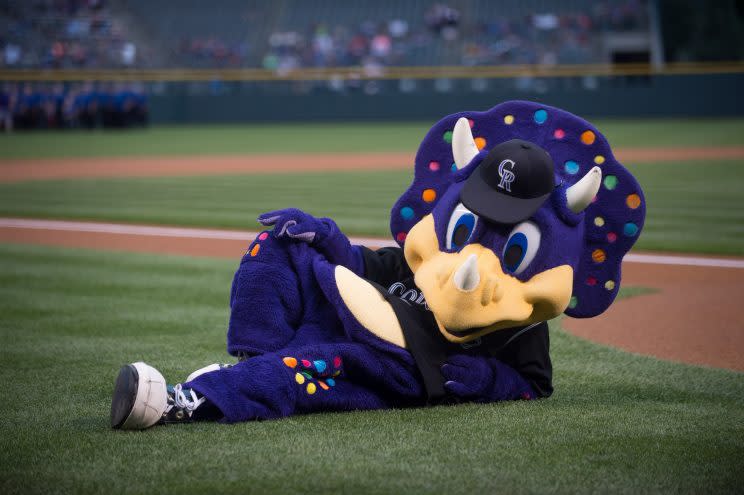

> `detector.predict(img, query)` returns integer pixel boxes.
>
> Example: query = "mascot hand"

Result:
[258,208,329,244]
[442,355,535,402]
[258,208,364,273]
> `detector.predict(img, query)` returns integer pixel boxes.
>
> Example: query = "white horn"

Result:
[452,117,479,170]
[453,254,480,293]
[566,166,602,213]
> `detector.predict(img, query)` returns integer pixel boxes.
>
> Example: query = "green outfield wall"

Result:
[147,73,744,123]
[3,65,742,123]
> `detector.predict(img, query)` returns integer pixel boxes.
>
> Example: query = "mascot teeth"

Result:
[453,253,480,292]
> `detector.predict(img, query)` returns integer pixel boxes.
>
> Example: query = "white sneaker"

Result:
[111,362,207,430]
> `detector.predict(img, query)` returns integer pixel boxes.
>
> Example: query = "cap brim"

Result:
[460,174,551,225]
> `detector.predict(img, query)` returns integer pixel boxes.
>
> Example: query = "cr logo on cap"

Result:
[497,159,516,192]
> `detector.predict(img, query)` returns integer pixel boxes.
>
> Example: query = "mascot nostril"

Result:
[112,101,646,430]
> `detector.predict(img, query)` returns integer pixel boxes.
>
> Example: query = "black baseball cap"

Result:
[460,139,556,224]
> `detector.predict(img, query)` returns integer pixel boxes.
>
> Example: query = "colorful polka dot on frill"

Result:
[581,130,596,145]
[623,222,639,237]
[564,160,579,175]
[603,175,618,190]
[626,194,641,209]
[400,207,414,220]
[592,249,606,263]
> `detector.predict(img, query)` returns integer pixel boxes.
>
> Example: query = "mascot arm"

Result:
[258,208,365,275]
[441,354,538,402]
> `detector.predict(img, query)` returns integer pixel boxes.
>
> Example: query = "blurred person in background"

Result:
[76,82,98,128]
[40,85,60,129]
[14,84,42,130]
[112,82,130,127]
[62,84,82,128]
[0,83,15,132]
[129,83,148,127]
[99,82,115,127]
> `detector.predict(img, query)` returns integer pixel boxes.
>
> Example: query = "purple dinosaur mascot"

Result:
[111,101,646,429]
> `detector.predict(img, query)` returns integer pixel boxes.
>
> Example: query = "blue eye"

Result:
[503,233,528,272]
[503,221,541,275]
[446,203,478,251]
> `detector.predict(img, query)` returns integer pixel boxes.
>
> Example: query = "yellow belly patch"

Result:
[334,266,407,348]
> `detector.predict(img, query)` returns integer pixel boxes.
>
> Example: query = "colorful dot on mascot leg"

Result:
[111,101,645,430]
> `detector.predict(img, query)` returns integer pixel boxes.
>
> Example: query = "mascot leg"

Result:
[226,232,308,356]
[185,342,425,423]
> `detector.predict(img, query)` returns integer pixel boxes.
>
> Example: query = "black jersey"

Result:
[361,246,553,402]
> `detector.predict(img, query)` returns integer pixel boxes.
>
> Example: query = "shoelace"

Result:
[170,383,206,415]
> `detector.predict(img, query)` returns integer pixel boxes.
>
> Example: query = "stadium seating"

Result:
[2,0,651,69]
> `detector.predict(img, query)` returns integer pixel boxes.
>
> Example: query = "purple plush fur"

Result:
[390,101,646,318]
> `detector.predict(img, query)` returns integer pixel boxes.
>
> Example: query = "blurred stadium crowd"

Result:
[0,82,148,131]
[2,0,648,70]
[1,0,741,126]
[1,0,142,69]
[259,1,647,73]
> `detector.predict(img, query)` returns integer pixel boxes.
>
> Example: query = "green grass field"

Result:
[1,120,743,493]
[1,244,742,494]
[1,119,744,159]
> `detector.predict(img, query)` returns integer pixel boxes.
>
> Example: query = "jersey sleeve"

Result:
[496,322,553,398]
[360,246,414,288]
